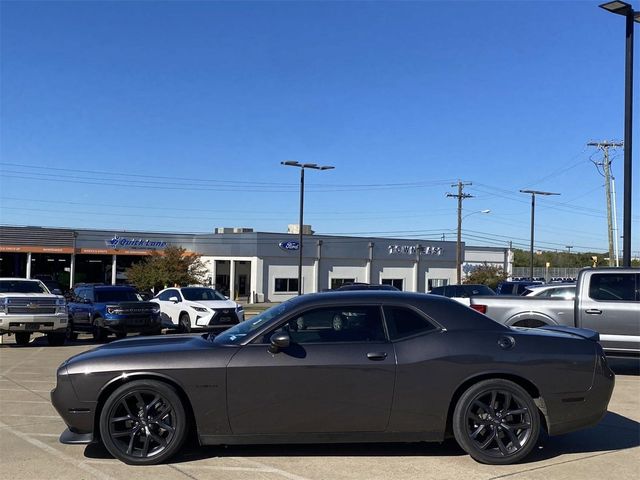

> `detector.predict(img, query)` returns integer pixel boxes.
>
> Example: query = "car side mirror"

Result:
[83,298,92,304]
[268,332,290,354]
[169,296,179,303]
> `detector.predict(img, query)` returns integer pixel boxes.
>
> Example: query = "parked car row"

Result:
[0,278,243,346]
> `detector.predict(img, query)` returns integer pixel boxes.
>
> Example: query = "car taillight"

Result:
[471,304,487,314]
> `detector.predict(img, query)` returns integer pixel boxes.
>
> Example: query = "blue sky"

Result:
[1,0,638,255]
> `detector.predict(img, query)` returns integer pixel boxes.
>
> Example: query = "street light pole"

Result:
[599,1,640,266]
[281,161,335,295]
[520,190,560,280]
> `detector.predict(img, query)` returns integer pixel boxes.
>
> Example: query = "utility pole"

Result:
[588,141,623,266]
[447,181,473,285]
[566,245,573,254]
[520,190,561,281]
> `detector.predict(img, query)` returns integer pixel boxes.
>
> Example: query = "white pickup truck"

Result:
[0,278,68,346]
[469,268,639,357]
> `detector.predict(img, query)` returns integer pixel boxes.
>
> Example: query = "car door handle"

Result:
[367,352,388,361]
[585,309,602,315]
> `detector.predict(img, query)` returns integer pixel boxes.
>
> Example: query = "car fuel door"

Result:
[226,305,396,435]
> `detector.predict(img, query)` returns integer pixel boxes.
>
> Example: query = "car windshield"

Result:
[212,301,295,345]
[182,287,226,301]
[464,285,495,296]
[0,280,48,294]
[95,290,142,302]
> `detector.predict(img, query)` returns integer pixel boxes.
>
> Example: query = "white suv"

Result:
[0,278,68,346]
[152,286,244,332]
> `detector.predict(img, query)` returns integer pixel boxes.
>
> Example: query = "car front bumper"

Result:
[50,366,96,441]
[0,313,67,334]
[100,314,162,333]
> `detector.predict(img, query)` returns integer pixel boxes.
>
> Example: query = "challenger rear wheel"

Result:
[453,379,540,465]
[99,380,187,465]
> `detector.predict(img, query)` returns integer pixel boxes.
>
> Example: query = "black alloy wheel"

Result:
[453,379,540,465]
[178,313,191,333]
[14,332,30,346]
[100,380,187,465]
[47,332,66,346]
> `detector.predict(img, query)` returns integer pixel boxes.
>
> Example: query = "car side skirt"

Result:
[200,431,444,446]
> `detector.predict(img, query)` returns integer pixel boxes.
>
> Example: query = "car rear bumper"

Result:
[544,352,615,436]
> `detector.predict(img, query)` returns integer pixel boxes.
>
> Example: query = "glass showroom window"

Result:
[275,278,299,293]
[381,279,404,290]
[330,278,356,290]
[428,278,449,291]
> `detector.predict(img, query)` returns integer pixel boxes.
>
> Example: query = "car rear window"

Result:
[383,306,437,340]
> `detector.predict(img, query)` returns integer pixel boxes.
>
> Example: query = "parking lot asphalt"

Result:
[1,334,638,480]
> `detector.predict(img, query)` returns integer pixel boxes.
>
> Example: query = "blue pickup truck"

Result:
[67,285,162,341]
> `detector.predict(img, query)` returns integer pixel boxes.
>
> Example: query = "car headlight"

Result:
[55,298,67,314]
[106,305,123,315]
[0,298,8,314]
[193,306,208,313]
[236,305,244,312]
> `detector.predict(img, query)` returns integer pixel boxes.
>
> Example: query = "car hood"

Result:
[0,292,60,299]
[188,299,238,309]
[62,334,223,373]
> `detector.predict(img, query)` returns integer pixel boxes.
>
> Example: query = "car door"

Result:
[72,287,92,328]
[156,289,182,324]
[579,272,640,353]
[226,304,395,434]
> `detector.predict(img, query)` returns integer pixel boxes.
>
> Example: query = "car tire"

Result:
[92,318,108,343]
[65,320,78,341]
[453,379,540,465]
[14,332,30,346]
[115,331,127,340]
[47,332,66,346]
[99,379,188,465]
[179,313,191,333]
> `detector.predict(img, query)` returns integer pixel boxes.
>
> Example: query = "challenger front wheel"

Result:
[99,380,188,465]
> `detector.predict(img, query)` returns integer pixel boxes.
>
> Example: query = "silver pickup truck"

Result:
[469,267,639,356]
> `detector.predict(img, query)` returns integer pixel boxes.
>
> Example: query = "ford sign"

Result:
[279,241,300,251]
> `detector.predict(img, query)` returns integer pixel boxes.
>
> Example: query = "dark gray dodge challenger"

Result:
[51,291,614,465]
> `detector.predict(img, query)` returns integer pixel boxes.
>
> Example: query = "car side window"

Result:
[589,274,637,301]
[157,290,171,301]
[262,306,386,344]
[383,306,437,341]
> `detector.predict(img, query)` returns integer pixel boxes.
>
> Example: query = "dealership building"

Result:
[0,226,512,302]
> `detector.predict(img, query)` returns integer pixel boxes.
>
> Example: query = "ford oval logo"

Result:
[279,241,300,251]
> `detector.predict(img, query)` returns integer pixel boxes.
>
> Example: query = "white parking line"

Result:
[0,419,116,480]
[2,414,59,418]
[230,457,314,480]
[1,400,50,404]
[177,464,274,473]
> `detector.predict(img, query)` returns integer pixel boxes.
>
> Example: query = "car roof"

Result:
[278,290,507,333]
[0,278,41,281]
